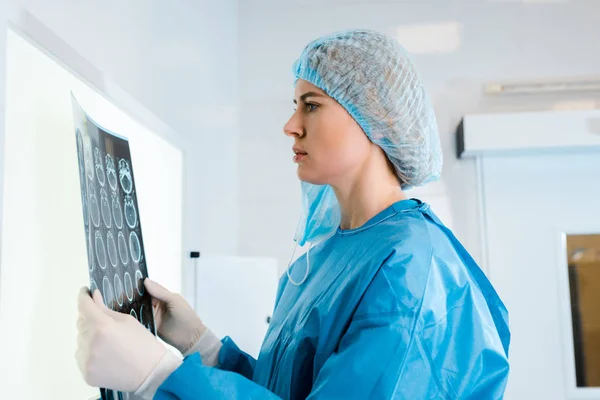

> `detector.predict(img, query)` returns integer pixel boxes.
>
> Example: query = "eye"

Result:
[305,103,318,112]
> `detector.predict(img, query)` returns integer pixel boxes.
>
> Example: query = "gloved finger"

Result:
[92,291,132,322]
[88,289,129,321]
[144,278,173,303]
[78,287,108,323]
[76,329,87,354]
[74,347,93,386]
[151,296,161,309]
[92,289,105,307]
[74,347,85,375]
[93,289,120,318]
[78,286,92,301]
[76,315,85,332]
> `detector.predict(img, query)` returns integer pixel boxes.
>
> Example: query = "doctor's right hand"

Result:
[144,278,207,356]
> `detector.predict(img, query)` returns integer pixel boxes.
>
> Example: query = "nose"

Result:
[283,111,302,138]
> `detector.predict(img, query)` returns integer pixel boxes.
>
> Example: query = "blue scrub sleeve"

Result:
[215,336,256,379]
[155,352,282,400]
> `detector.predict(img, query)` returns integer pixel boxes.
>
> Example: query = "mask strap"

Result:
[287,241,312,286]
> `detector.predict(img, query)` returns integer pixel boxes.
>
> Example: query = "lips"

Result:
[293,146,307,156]
[292,146,307,163]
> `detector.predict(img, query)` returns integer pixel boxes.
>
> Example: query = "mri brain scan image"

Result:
[107,231,118,268]
[119,159,133,194]
[100,188,112,229]
[124,195,137,229]
[95,230,107,270]
[106,154,118,191]
[73,96,154,400]
[88,184,100,228]
[94,147,105,187]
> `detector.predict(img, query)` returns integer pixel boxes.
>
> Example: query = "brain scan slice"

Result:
[112,193,123,229]
[118,231,129,266]
[124,195,138,229]
[95,230,107,270]
[114,274,124,308]
[124,272,134,302]
[94,147,105,187]
[119,159,133,194]
[129,231,142,263]
[135,269,144,296]
[88,184,100,228]
[83,136,94,181]
[82,193,89,227]
[106,154,118,191]
[107,231,118,267]
[100,188,112,228]
[102,276,115,310]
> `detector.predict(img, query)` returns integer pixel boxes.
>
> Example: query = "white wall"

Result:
[236,0,600,272]
[0,0,240,304]
[0,0,18,290]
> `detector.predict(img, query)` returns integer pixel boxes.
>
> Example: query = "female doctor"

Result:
[76,29,510,399]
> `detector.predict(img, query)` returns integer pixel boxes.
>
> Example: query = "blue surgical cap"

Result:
[292,29,442,189]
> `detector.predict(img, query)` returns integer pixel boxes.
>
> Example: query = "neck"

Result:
[332,148,407,230]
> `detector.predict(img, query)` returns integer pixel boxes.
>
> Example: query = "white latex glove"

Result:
[144,278,207,356]
[76,287,168,393]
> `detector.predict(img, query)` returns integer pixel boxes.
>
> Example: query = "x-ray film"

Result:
[72,95,155,400]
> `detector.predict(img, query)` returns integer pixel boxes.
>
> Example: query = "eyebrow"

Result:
[293,91,325,104]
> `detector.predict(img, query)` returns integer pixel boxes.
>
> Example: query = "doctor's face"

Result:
[283,80,372,185]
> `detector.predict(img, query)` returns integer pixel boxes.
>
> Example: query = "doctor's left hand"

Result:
[76,287,168,392]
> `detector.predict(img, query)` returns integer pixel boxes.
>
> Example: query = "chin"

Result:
[297,167,328,185]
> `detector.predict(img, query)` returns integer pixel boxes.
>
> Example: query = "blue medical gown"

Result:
[156,200,510,399]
